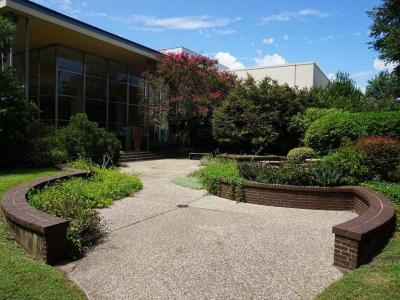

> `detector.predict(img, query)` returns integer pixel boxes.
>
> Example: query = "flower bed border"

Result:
[218,180,396,269]
[1,166,88,264]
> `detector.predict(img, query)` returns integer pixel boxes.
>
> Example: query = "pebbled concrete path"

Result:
[61,159,356,299]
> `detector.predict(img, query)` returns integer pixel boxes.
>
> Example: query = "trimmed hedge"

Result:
[287,147,315,162]
[304,111,400,154]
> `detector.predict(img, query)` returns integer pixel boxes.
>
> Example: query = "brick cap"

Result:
[1,166,89,235]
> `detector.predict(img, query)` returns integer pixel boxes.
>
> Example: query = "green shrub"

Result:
[28,162,142,258]
[241,162,312,185]
[356,136,400,181]
[287,147,315,162]
[289,108,341,142]
[197,161,243,194]
[49,114,121,165]
[305,111,400,154]
[323,146,368,184]
[239,157,363,187]
[362,181,400,206]
[29,185,103,259]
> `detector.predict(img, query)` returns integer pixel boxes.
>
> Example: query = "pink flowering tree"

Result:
[143,52,236,148]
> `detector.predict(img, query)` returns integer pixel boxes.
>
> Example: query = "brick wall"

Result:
[1,167,88,264]
[218,180,396,270]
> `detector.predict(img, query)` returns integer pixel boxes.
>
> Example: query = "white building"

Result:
[160,47,228,71]
[232,62,329,89]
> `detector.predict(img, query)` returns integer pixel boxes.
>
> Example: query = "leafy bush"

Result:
[287,147,315,162]
[28,161,142,258]
[322,146,368,184]
[304,111,400,154]
[29,185,104,259]
[49,114,121,164]
[212,77,305,154]
[0,69,41,168]
[289,108,342,142]
[356,136,400,180]
[239,157,363,187]
[197,160,243,194]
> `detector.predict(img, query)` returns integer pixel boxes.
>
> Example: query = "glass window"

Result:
[39,46,56,96]
[86,77,106,101]
[109,61,127,82]
[128,105,144,126]
[86,99,106,125]
[86,54,107,78]
[128,86,143,105]
[57,47,83,74]
[29,50,39,98]
[39,96,55,121]
[109,102,127,128]
[13,53,24,83]
[109,81,127,104]
[58,70,84,97]
[58,96,83,121]
[128,68,144,87]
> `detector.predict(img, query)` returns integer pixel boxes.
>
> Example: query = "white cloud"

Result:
[262,9,330,24]
[283,34,289,41]
[215,52,245,69]
[320,35,334,42]
[327,73,336,81]
[262,38,274,45]
[254,54,287,67]
[373,58,397,72]
[129,15,241,30]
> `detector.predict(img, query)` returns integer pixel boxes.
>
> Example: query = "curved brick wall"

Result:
[1,167,88,264]
[218,180,396,269]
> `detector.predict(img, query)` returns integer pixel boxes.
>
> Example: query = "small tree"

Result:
[0,16,42,168]
[319,71,365,111]
[212,77,303,154]
[365,71,400,110]
[143,52,236,148]
[368,0,400,75]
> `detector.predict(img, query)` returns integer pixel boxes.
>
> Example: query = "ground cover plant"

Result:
[28,159,142,258]
[0,168,85,300]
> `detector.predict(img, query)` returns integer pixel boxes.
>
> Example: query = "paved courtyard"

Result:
[62,159,356,299]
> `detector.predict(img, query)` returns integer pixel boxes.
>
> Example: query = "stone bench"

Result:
[218,180,396,269]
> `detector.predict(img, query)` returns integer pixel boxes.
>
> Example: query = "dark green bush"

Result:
[0,69,41,168]
[239,157,364,187]
[49,114,121,164]
[304,111,400,154]
[287,147,315,162]
[356,136,400,180]
[28,160,142,258]
[322,146,368,184]
[29,185,104,259]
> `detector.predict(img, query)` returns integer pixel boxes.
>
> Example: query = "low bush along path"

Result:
[62,159,356,299]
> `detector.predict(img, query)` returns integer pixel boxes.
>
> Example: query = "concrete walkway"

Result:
[62,159,356,300]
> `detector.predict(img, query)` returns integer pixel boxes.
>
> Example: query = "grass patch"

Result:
[0,168,85,300]
[172,174,203,189]
[28,160,142,258]
[317,181,400,300]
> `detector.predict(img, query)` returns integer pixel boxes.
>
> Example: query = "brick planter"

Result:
[1,167,88,264]
[218,180,396,269]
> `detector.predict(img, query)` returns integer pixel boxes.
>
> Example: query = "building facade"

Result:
[232,62,329,89]
[0,0,168,151]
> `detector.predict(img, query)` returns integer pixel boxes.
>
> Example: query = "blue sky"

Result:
[33,0,395,90]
